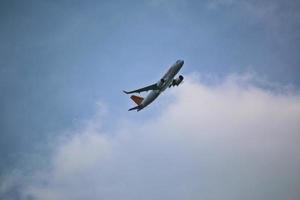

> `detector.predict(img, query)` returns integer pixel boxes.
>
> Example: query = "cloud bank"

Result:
[1,74,300,200]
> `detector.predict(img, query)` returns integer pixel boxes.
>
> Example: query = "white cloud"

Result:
[1,74,300,200]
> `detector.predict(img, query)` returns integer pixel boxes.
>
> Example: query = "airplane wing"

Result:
[123,83,159,94]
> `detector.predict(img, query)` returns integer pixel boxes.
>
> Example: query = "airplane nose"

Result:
[176,60,184,71]
[178,60,184,67]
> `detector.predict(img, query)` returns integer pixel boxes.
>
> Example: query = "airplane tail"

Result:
[130,95,144,106]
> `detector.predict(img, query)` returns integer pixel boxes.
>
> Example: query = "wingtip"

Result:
[123,90,129,94]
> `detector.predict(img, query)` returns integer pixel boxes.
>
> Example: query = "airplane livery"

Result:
[123,60,184,111]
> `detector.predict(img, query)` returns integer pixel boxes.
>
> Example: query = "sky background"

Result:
[0,0,300,199]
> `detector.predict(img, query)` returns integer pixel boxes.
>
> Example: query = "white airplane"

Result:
[123,60,184,111]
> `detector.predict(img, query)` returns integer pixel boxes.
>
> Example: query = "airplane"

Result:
[123,60,184,111]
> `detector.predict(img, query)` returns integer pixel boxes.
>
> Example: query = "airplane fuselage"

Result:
[137,60,184,111]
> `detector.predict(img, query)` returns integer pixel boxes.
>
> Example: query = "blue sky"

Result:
[0,1,300,199]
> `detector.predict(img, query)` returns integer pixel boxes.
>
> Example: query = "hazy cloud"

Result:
[207,0,300,45]
[1,74,300,200]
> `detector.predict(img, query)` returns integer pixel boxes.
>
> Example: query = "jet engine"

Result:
[170,75,184,87]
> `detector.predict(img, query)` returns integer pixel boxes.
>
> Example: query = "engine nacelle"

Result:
[170,75,184,87]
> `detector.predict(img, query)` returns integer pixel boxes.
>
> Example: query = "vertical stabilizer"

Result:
[130,95,144,105]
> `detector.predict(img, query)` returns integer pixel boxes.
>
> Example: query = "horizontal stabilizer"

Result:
[128,105,140,111]
[130,95,144,105]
